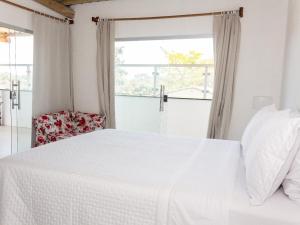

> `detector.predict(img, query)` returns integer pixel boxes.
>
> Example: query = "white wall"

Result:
[0,0,64,31]
[228,0,289,139]
[71,0,289,140]
[281,0,300,109]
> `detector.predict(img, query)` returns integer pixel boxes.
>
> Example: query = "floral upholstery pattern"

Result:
[73,112,105,134]
[34,111,105,147]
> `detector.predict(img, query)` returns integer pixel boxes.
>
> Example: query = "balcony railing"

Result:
[0,64,33,91]
[115,64,214,100]
[0,63,214,99]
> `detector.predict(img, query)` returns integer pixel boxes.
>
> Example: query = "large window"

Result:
[115,37,214,100]
[0,28,33,91]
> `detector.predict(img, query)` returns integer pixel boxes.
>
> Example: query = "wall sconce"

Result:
[252,96,273,110]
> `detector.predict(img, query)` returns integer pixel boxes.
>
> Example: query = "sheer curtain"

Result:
[32,14,73,117]
[207,13,241,139]
[96,20,115,128]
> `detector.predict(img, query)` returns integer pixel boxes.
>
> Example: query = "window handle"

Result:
[159,85,163,112]
[159,85,166,112]
[163,94,168,103]
[17,80,21,110]
[10,80,20,110]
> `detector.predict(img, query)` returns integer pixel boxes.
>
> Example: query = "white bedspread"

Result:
[0,130,240,225]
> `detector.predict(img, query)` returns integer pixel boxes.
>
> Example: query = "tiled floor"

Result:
[0,126,31,158]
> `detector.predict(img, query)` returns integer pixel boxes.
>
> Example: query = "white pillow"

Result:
[283,111,300,205]
[283,150,300,205]
[245,110,300,205]
[241,104,276,157]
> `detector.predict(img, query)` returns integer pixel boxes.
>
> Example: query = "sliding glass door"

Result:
[0,25,33,157]
[115,63,162,133]
[115,37,214,138]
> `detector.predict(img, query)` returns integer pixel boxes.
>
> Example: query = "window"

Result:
[0,28,33,91]
[115,37,214,100]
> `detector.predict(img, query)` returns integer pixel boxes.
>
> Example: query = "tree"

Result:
[115,46,128,94]
[160,49,214,98]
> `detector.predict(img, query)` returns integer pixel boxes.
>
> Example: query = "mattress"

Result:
[0,129,240,225]
[229,161,300,225]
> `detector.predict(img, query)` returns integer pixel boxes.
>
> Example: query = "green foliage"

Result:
[165,50,202,64]
[163,49,214,65]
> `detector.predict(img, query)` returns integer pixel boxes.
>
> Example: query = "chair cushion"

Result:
[34,111,74,135]
[73,112,105,134]
[34,111,105,147]
[35,134,47,146]
[47,131,77,143]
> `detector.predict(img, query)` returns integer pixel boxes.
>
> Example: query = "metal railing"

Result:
[115,64,214,100]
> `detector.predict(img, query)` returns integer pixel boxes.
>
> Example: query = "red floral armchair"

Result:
[33,111,105,147]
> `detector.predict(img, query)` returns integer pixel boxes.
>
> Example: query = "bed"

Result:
[0,129,299,225]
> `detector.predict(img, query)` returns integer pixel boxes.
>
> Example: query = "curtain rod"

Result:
[0,0,74,24]
[92,7,243,24]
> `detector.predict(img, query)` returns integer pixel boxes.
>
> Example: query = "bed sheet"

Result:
[229,160,300,225]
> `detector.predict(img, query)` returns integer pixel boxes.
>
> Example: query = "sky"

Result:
[0,30,33,65]
[116,38,214,64]
[0,34,212,65]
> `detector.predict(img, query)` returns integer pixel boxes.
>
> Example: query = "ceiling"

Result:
[33,0,111,19]
[54,0,109,6]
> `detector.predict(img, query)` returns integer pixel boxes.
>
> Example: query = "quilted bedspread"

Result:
[0,129,240,225]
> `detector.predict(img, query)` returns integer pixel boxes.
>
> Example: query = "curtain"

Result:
[96,20,116,128]
[207,14,241,139]
[32,14,73,117]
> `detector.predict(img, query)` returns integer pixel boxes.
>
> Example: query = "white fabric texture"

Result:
[229,160,300,225]
[96,20,115,128]
[283,143,300,205]
[0,130,240,225]
[241,104,276,157]
[245,110,300,205]
[207,13,241,139]
[32,14,73,117]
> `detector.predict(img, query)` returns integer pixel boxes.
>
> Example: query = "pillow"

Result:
[283,151,300,205]
[283,112,300,205]
[245,109,300,205]
[241,104,276,157]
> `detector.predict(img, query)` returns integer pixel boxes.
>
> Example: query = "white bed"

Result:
[0,129,299,225]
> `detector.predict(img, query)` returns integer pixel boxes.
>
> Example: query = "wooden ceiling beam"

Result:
[33,0,75,19]
[61,0,109,6]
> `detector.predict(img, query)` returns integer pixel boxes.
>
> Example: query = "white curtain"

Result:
[96,20,115,128]
[207,14,241,139]
[32,14,73,117]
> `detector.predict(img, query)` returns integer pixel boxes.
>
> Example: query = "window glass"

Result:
[115,38,214,99]
[0,28,33,91]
